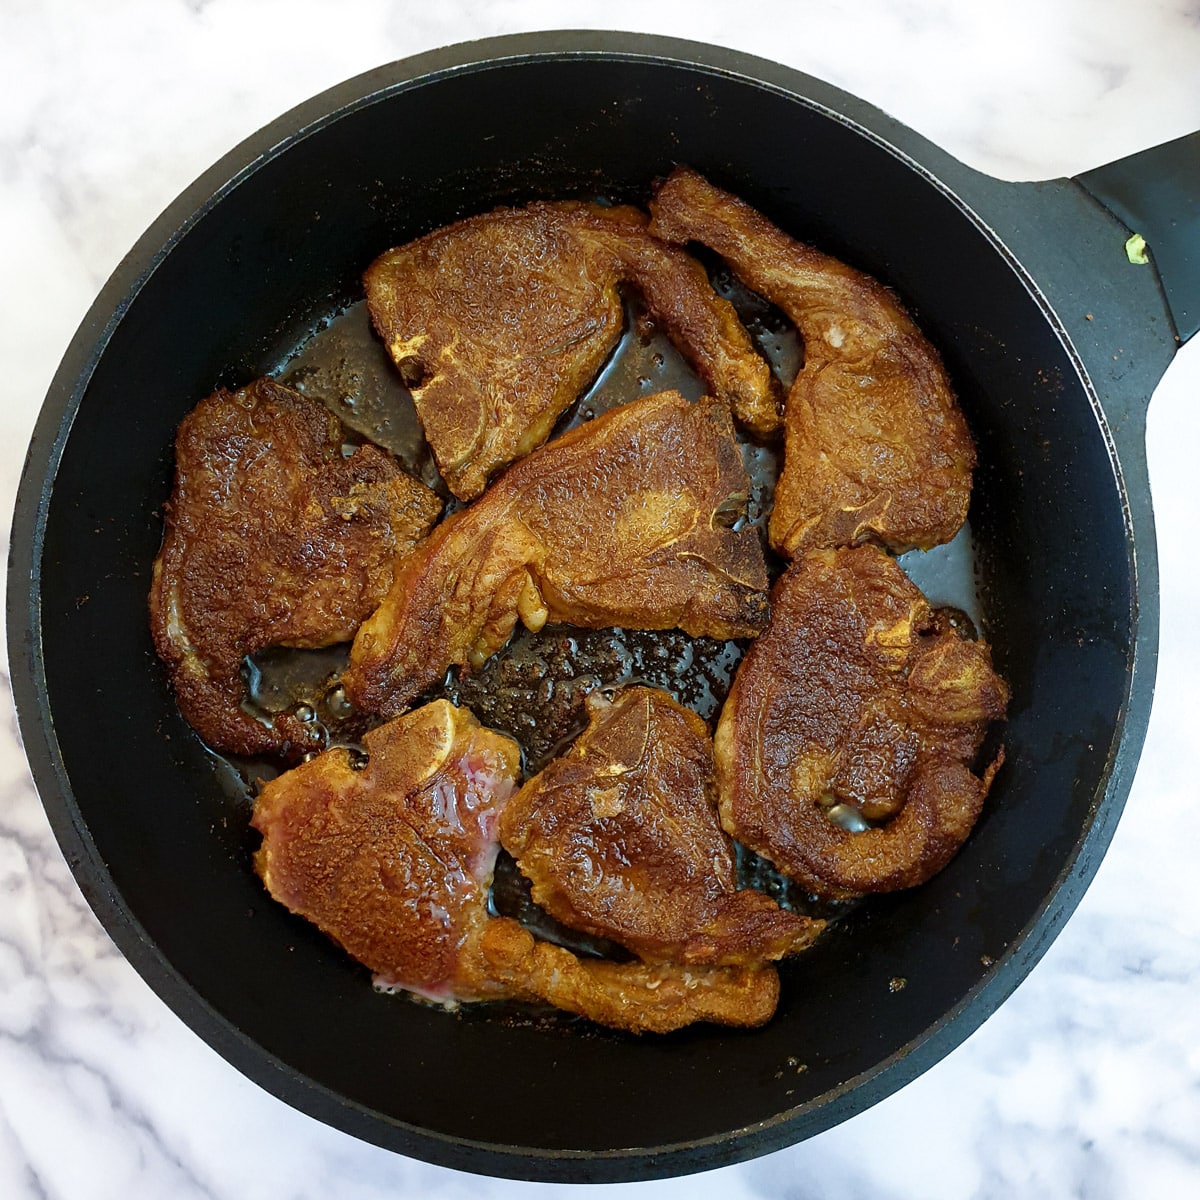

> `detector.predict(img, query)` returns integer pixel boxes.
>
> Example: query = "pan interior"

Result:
[32,55,1131,1170]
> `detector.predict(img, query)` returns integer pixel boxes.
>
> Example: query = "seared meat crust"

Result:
[253,699,782,1031]
[252,700,521,1000]
[501,687,823,965]
[149,378,441,758]
[715,546,1008,897]
[649,167,975,555]
[343,390,769,718]
[475,918,781,1033]
[365,200,779,500]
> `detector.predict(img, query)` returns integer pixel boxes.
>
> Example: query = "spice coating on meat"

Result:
[253,699,783,1031]
[475,918,782,1033]
[365,200,780,500]
[649,167,975,556]
[343,391,769,719]
[715,546,1008,897]
[252,700,521,1000]
[501,687,824,965]
[149,378,441,758]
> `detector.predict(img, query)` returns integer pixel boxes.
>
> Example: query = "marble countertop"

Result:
[3,2,1198,1196]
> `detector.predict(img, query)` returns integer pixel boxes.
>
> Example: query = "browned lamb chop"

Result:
[501,686,824,965]
[364,199,780,500]
[149,378,441,758]
[343,390,769,719]
[650,167,975,556]
[715,546,1008,898]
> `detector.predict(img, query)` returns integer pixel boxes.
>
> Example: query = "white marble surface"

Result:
[3,1,1199,1196]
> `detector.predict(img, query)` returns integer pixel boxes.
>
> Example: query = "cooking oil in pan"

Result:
[280,302,445,496]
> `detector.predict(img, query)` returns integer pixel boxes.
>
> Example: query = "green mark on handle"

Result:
[1125,233,1150,265]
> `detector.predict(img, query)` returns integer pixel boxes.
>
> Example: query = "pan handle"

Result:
[1075,130,1200,345]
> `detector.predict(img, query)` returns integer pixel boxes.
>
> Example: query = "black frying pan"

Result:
[8,32,1198,1184]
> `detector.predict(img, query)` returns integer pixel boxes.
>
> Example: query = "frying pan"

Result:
[8,31,1198,1183]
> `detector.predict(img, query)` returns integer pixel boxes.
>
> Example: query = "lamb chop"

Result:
[649,167,975,556]
[500,686,824,966]
[364,200,780,500]
[252,699,782,1032]
[149,378,441,758]
[715,546,1008,898]
[252,700,521,1002]
[343,390,769,719]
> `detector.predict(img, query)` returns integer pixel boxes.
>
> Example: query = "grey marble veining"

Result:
[3,2,1199,1197]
